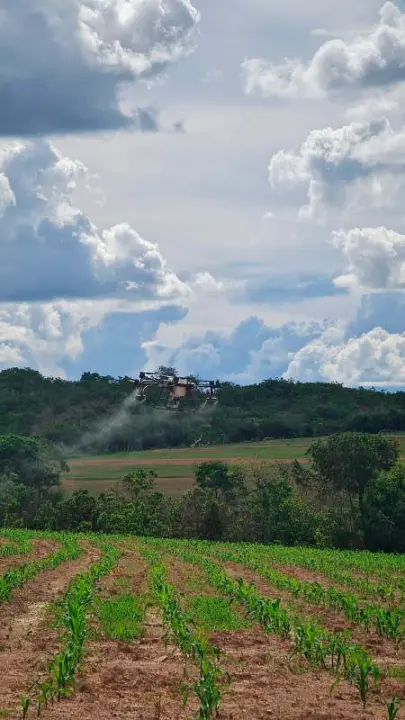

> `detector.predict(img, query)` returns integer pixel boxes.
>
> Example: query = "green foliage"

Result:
[0,434,64,488]
[121,468,158,498]
[0,534,81,604]
[196,558,380,705]
[145,556,230,720]
[364,462,405,552]
[186,595,250,632]
[97,594,145,641]
[195,461,245,495]
[3,368,405,451]
[308,432,399,526]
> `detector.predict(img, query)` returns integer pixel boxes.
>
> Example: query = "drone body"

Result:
[125,370,220,411]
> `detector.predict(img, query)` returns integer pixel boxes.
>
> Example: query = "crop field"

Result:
[62,435,405,496]
[0,530,405,719]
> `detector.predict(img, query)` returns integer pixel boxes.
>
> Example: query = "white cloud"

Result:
[0,0,200,136]
[284,325,405,386]
[242,2,405,100]
[333,226,405,290]
[0,139,190,304]
[0,138,211,376]
[269,116,405,218]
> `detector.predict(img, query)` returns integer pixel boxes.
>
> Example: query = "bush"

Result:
[364,462,405,552]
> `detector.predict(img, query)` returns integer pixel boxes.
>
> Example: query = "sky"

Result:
[2,0,405,387]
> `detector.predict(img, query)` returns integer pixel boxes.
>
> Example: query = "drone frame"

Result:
[126,371,220,411]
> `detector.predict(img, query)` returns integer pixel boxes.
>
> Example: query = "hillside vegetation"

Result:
[2,367,405,452]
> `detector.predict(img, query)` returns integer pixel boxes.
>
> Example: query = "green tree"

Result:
[0,434,65,489]
[308,432,399,530]
[121,468,157,498]
[195,461,246,496]
[364,462,405,552]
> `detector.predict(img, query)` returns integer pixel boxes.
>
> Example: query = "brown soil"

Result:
[165,554,214,596]
[38,548,199,720]
[0,541,100,717]
[222,562,405,707]
[157,553,402,718]
[4,543,403,720]
[0,538,58,575]
[211,628,391,719]
[70,457,310,467]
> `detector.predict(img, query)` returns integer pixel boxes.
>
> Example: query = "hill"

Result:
[2,367,405,452]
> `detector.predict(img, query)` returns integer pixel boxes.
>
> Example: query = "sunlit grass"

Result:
[186,595,250,632]
[98,594,145,641]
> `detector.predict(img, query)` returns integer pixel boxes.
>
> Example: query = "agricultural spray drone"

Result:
[126,370,220,411]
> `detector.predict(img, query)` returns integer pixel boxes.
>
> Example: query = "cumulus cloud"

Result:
[0,139,190,304]
[333,226,405,290]
[142,316,328,383]
[0,303,91,376]
[242,2,405,99]
[269,116,405,218]
[284,325,405,387]
[0,0,200,136]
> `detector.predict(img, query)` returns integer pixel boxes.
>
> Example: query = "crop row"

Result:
[248,544,405,599]
[0,534,82,604]
[22,541,121,718]
[208,547,405,642]
[149,540,402,711]
[0,530,33,557]
[142,546,230,720]
[201,558,382,706]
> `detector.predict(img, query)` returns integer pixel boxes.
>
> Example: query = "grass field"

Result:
[62,435,405,496]
[0,528,404,719]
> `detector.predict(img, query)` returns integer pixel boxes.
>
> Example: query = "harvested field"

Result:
[1,530,404,719]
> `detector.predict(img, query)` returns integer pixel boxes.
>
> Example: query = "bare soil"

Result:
[70,457,310,467]
[162,553,398,719]
[3,544,403,720]
[0,538,58,575]
[0,541,100,717]
[38,548,199,720]
[222,562,405,713]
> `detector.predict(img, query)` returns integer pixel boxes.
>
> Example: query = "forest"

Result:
[2,367,405,453]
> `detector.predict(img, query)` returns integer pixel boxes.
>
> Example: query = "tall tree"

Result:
[308,432,399,528]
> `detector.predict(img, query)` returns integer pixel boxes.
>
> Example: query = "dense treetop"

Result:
[2,367,405,453]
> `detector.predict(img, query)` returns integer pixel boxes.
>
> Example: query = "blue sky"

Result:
[1,0,405,387]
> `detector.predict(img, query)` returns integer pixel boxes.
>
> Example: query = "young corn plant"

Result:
[23,542,120,718]
[385,696,402,720]
[199,557,381,706]
[0,535,82,605]
[145,554,230,720]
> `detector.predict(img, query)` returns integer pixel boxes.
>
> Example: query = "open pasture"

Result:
[62,435,405,496]
[0,529,404,719]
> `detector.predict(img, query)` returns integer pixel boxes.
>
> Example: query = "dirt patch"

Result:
[222,562,405,709]
[207,627,390,719]
[0,541,100,716]
[69,457,310,468]
[0,538,58,576]
[165,555,213,596]
[38,548,198,720]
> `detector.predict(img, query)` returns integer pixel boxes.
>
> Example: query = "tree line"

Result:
[2,367,405,451]
[0,431,404,552]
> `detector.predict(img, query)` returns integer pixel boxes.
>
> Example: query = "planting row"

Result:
[21,540,121,718]
[141,544,230,720]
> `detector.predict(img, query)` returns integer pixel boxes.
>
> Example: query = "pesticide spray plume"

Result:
[61,383,217,458]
